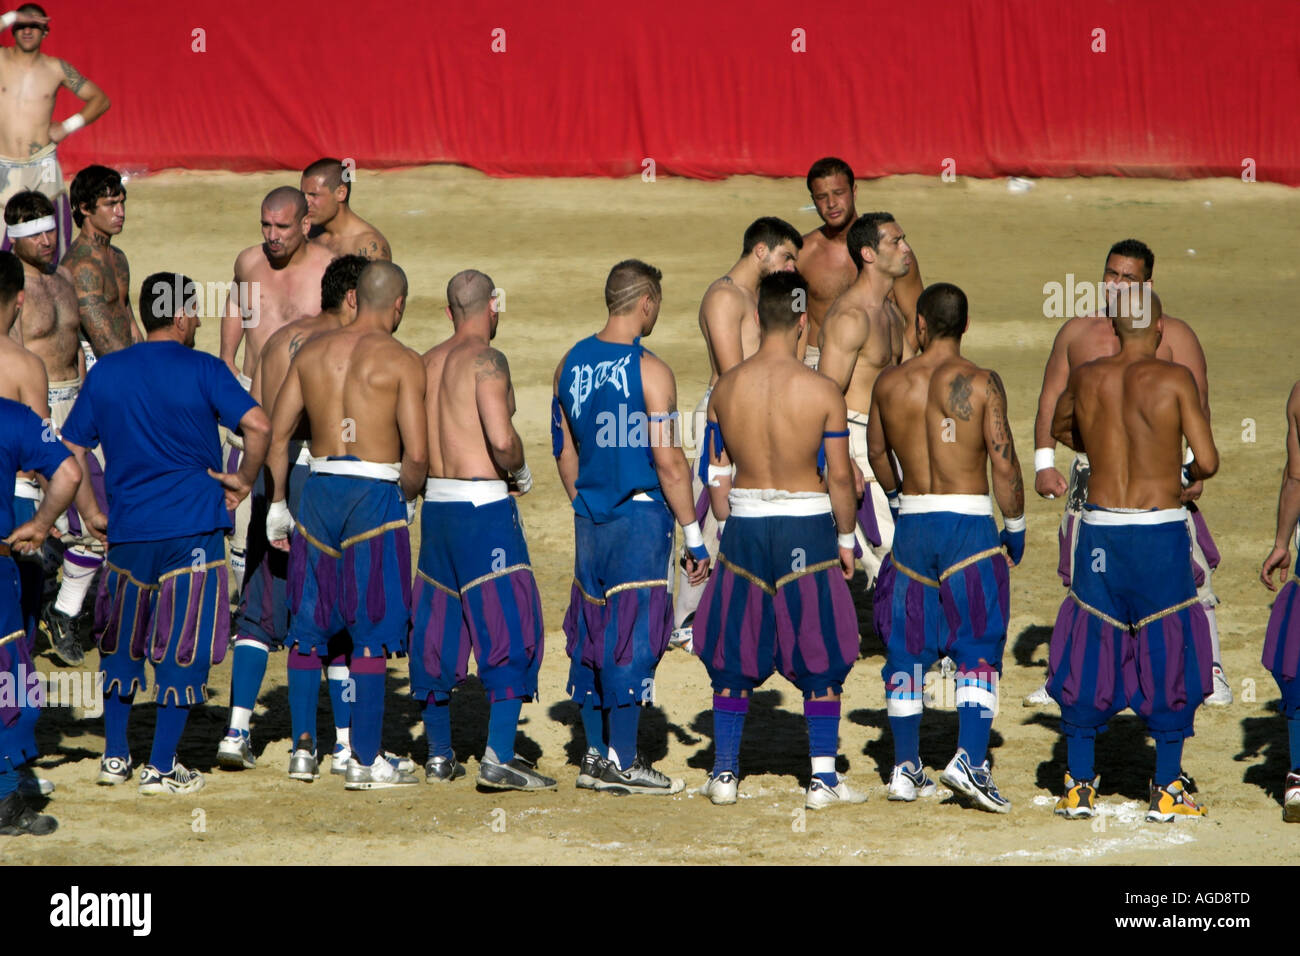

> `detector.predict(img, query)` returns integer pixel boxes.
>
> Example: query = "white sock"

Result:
[54,548,101,616]
[607,746,621,769]
[229,548,247,597]
[229,706,253,734]
[1205,606,1222,664]
[335,727,350,751]
[811,756,836,777]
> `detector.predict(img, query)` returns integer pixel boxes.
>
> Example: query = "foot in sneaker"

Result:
[887,762,936,802]
[17,766,54,798]
[344,754,419,790]
[1146,778,1206,822]
[478,751,557,791]
[595,755,685,796]
[0,792,57,836]
[44,605,84,667]
[1284,772,1300,823]
[425,755,465,783]
[805,775,869,810]
[667,626,693,653]
[97,755,133,786]
[1205,663,1233,706]
[698,771,739,805]
[1054,773,1097,819]
[217,729,256,770]
[382,751,417,774]
[1022,683,1052,707]
[576,748,608,790]
[139,762,204,795]
[329,744,352,776]
[288,748,319,782]
[940,749,1010,814]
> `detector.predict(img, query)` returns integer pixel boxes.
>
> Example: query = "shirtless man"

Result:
[691,270,864,809]
[817,211,915,587]
[0,4,110,261]
[301,158,391,261]
[1030,239,1229,707]
[60,164,143,358]
[673,216,801,645]
[868,283,1023,814]
[216,254,368,774]
[1046,292,1217,822]
[219,186,331,598]
[5,189,97,665]
[265,260,427,790]
[799,159,924,369]
[408,269,553,790]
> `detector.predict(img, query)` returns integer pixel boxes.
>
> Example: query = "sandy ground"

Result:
[6,167,1298,865]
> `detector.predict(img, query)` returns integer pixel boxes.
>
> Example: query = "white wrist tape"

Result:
[61,114,86,135]
[6,215,56,240]
[266,499,293,541]
[1183,446,1195,466]
[1,12,16,27]
[510,462,533,494]
[837,532,856,550]
[1003,514,1026,533]
[706,464,730,486]
[1033,447,1056,473]
[683,521,705,550]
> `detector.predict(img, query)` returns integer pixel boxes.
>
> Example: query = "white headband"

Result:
[6,216,56,240]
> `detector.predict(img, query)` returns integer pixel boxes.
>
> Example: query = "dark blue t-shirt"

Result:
[0,397,70,539]
[60,341,256,543]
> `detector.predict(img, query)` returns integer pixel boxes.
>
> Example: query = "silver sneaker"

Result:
[1205,664,1233,706]
[344,754,420,790]
[217,730,256,770]
[288,748,319,782]
[478,751,557,791]
[425,755,466,783]
[329,745,352,776]
[576,748,608,790]
[698,771,739,805]
[594,755,685,796]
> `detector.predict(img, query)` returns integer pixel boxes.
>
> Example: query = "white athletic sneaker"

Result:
[805,776,869,810]
[217,730,256,770]
[940,749,1010,814]
[668,626,694,653]
[698,772,739,805]
[887,762,937,801]
[1023,683,1053,707]
[1205,664,1233,706]
[1284,772,1300,823]
[139,762,205,795]
[344,754,420,790]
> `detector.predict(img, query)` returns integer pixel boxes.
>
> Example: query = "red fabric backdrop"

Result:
[30,0,1300,184]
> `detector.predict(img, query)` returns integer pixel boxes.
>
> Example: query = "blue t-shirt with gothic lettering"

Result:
[0,397,69,539]
[60,341,256,543]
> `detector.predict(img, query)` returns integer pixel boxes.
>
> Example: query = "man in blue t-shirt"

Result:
[0,396,81,836]
[552,259,710,796]
[61,272,270,795]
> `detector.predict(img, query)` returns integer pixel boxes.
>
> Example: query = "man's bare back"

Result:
[225,240,331,380]
[312,217,390,261]
[253,310,343,432]
[60,234,135,354]
[18,265,80,381]
[0,332,48,413]
[424,339,515,480]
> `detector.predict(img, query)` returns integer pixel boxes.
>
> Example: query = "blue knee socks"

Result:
[1064,724,1097,782]
[711,694,748,776]
[148,701,190,773]
[486,698,523,764]
[0,768,17,799]
[287,649,321,751]
[580,696,605,753]
[103,691,133,760]
[607,704,639,770]
[1152,732,1184,788]
[805,699,840,788]
[350,657,386,766]
[423,694,453,761]
[890,714,921,770]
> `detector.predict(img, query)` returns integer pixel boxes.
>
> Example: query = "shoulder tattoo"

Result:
[61,60,87,94]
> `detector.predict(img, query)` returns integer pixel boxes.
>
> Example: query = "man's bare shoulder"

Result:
[300,242,335,271]
[702,277,749,311]
[470,345,511,383]
[823,291,868,327]
[353,226,391,261]
[233,244,266,277]
[1158,315,1204,351]
[800,226,830,247]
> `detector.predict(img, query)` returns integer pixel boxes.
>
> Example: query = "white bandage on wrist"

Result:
[237,373,252,392]
[5,215,56,240]
[1,12,16,27]
[706,464,730,487]
[683,521,705,550]
[510,462,533,494]
[1033,447,1056,473]
[837,532,856,550]
[266,499,293,542]
[61,114,85,135]
[1183,446,1195,466]
[1003,514,1026,533]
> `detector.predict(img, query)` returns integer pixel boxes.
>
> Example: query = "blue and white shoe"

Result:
[940,749,1010,814]
[97,755,133,786]
[887,762,937,802]
[217,729,256,770]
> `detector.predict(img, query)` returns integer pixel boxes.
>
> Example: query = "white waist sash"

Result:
[294,445,314,467]
[1081,506,1187,527]
[899,493,993,516]
[14,477,41,500]
[729,488,832,518]
[424,477,509,506]
[309,458,401,482]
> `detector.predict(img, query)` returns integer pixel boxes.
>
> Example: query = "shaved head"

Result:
[446,270,495,322]
[357,260,408,311]
[1113,287,1161,339]
[262,186,308,220]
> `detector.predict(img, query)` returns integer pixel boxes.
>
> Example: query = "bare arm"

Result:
[20,355,50,422]
[116,250,143,343]
[865,381,896,493]
[475,348,525,474]
[1050,369,1081,452]
[705,399,732,524]
[5,454,81,553]
[221,274,245,378]
[817,307,867,393]
[893,253,923,359]
[823,390,856,579]
[49,60,109,140]
[1033,322,1075,498]
[552,357,579,501]
[68,257,122,356]
[266,361,304,508]
[642,355,695,528]
[1177,367,1217,482]
[62,441,105,541]
[983,370,1025,520]
[395,351,429,501]
[1263,382,1300,589]
[701,285,746,374]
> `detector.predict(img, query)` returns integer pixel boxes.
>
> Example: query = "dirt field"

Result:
[7,167,1298,865]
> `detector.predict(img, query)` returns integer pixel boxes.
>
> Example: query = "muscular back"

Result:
[254,311,342,430]
[294,328,421,462]
[18,269,81,382]
[424,339,513,480]
[60,236,135,355]
[0,337,49,414]
[711,355,845,492]
[819,289,906,413]
[699,277,760,385]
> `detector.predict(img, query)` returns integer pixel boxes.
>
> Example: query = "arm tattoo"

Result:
[474,350,510,383]
[986,371,1013,461]
[72,263,127,354]
[948,374,973,421]
[288,332,307,359]
[61,60,87,94]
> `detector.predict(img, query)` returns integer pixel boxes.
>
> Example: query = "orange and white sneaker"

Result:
[1146,778,1207,822]
[1053,774,1097,820]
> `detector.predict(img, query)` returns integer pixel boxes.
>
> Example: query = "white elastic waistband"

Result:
[48,381,79,403]
[898,493,994,516]
[1081,506,1187,526]
[424,477,509,506]
[309,459,401,481]
[1075,452,1090,467]
[295,446,313,467]
[847,409,869,427]
[729,489,832,518]
[14,478,41,500]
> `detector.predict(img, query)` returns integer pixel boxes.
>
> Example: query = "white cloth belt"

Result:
[424,477,508,506]
[47,381,80,406]
[846,409,869,428]
[728,488,832,518]
[309,458,401,482]
[1081,506,1187,527]
[1075,452,1090,467]
[13,477,41,500]
[295,446,313,467]
[898,493,994,516]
